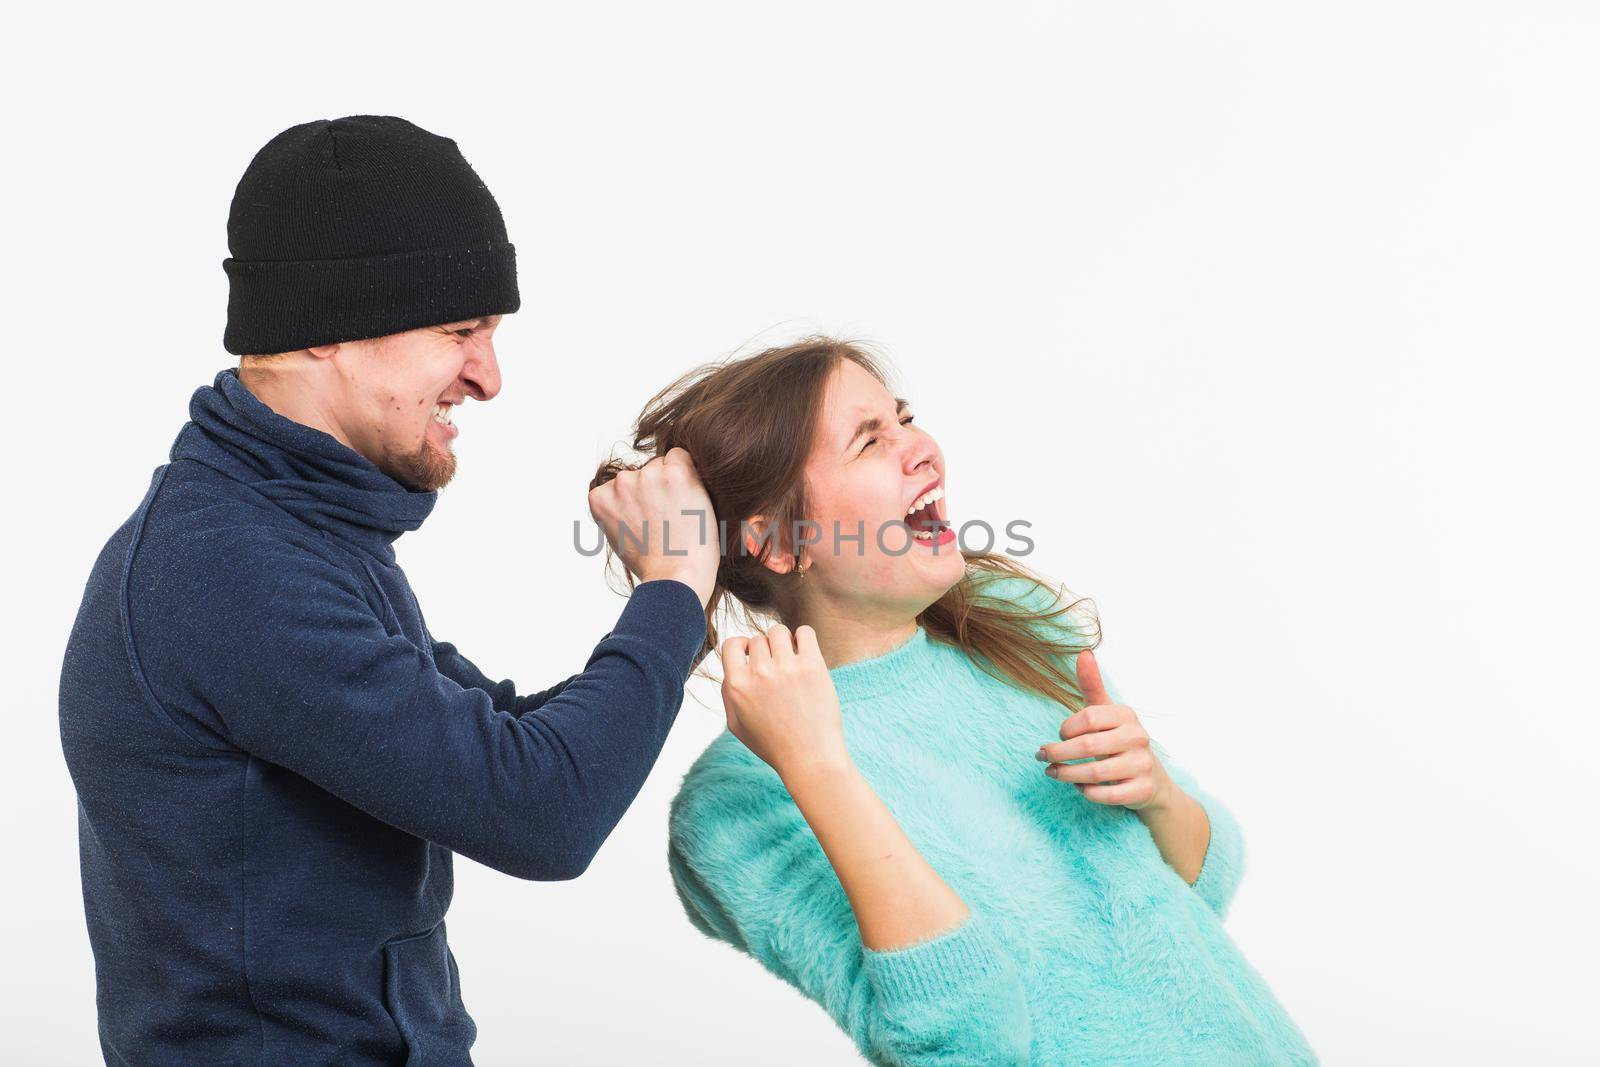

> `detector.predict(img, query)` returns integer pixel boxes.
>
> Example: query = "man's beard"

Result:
[381,434,456,492]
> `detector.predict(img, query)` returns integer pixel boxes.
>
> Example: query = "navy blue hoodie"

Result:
[58,368,707,1065]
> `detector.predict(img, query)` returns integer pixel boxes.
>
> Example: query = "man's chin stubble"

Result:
[384,439,456,492]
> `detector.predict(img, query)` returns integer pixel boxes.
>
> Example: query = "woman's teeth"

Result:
[432,403,453,426]
[908,485,948,541]
[906,485,944,516]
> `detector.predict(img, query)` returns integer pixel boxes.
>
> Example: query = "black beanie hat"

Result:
[222,115,520,355]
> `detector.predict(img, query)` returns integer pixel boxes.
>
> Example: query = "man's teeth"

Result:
[906,485,944,516]
[432,403,453,426]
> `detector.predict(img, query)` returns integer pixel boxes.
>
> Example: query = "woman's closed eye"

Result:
[860,415,915,453]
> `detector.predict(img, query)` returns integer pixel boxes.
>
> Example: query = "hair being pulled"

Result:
[592,336,1102,710]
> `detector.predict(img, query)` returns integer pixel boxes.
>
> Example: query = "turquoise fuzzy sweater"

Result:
[667,589,1317,1065]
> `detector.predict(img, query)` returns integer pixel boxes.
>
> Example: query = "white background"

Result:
[4,2,1597,1063]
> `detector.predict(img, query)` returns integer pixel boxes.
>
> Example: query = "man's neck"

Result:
[238,362,355,451]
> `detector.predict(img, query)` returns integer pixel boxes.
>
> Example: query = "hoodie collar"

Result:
[169,367,437,558]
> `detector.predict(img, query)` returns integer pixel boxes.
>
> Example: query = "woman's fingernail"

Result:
[1045,764,1060,778]
[1035,747,1049,761]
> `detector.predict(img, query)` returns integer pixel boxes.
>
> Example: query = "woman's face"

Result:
[787,358,965,619]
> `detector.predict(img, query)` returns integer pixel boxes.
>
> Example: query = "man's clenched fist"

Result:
[588,447,719,608]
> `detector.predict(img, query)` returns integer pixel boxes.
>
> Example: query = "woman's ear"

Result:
[743,516,799,576]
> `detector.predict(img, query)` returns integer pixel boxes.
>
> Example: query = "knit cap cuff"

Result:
[222,241,519,355]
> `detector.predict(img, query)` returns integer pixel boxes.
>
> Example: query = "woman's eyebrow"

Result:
[845,398,910,450]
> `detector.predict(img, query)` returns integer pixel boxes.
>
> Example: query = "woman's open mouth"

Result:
[905,484,955,547]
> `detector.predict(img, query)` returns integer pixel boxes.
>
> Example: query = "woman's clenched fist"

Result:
[719,624,850,784]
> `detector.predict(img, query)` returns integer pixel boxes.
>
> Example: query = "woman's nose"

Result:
[902,436,937,474]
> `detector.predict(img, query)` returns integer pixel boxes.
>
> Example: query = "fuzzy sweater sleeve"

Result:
[1087,668,1245,918]
[968,573,1250,916]
[1149,740,1247,918]
[1096,669,1247,918]
[668,753,1033,1066]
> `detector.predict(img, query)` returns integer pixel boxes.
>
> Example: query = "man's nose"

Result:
[464,338,502,401]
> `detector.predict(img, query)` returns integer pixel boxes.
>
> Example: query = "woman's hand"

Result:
[719,625,851,784]
[720,625,975,956]
[1034,648,1175,812]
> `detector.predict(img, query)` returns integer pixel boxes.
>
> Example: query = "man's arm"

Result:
[132,530,706,882]
[430,640,575,718]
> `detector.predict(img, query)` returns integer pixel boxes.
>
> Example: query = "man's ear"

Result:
[307,343,340,360]
[743,516,799,576]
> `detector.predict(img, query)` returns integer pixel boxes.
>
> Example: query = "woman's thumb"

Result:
[1075,649,1114,706]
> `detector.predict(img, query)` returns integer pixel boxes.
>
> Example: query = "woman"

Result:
[595,338,1317,1065]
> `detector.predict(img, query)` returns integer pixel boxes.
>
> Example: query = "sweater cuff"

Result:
[1189,786,1246,918]
[860,910,1017,1011]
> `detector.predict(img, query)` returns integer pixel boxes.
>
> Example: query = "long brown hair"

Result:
[592,336,1102,711]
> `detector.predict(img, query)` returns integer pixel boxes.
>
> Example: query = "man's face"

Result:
[334,315,503,491]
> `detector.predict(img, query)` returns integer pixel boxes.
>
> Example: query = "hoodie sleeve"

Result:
[669,753,1033,1066]
[429,640,576,718]
[129,530,705,881]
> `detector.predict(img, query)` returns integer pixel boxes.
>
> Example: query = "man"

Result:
[58,115,717,1065]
